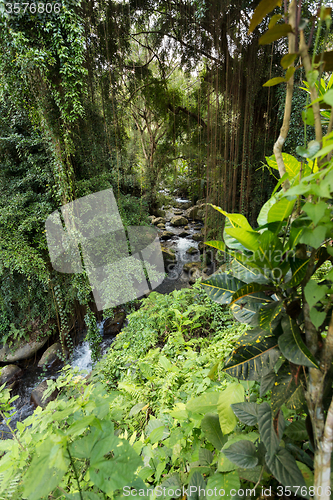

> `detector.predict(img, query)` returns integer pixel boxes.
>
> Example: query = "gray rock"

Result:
[152,217,166,226]
[183,262,201,273]
[0,336,49,362]
[176,201,192,209]
[103,311,126,336]
[38,343,63,368]
[160,231,174,241]
[186,246,199,255]
[185,206,205,221]
[161,247,177,270]
[170,216,188,226]
[192,233,204,241]
[31,380,58,408]
[0,365,23,386]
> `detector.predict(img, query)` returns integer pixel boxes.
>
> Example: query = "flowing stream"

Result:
[0,196,207,438]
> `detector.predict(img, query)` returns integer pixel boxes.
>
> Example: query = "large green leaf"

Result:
[230,298,266,324]
[223,337,280,380]
[284,257,309,288]
[304,279,329,309]
[257,403,280,458]
[266,448,307,495]
[201,413,227,451]
[248,0,282,33]
[206,471,240,499]
[271,365,306,417]
[259,24,293,45]
[186,392,219,414]
[230,283,272,305]
[22,438,69,500]
[210,205,253,231]
[267,198,295,222]
[255,301,284,333]
[257,195,278,226]
[303,201,328,226]
[201,273,245,305]
[217,383,244,434]
[223,441,258,469]
[284,420,308,442]
[223,218,248,251]
[233,327,272,347]
[260,370,276,397]
[231,402,258,426]
[231,258,270,284]
[188,472,206,500]
[278,316,319,368]
[266,153,300,177]
[225,227,259,252]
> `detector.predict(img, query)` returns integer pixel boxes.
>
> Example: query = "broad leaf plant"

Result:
[201,1,333,498]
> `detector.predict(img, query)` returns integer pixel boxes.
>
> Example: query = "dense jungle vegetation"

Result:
[1,0,333,499]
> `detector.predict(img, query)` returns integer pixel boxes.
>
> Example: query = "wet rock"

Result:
[173,210,183,215]
[186,246,199,255]
[183,262,201,273]
[176,201,191,209]
[178,230,190,237]
[161,247,177,270]
[31,380,58,408]
[157,223,165,229]
[152,217,166,226]
[184,225,190,230]
[0,365,23,386]
[160,231,174,241]
[103,311,126,336]
[151,208,166,218]
[185,206,205,221]
[170,216,188,226]
[192,233,204,241]
[189,268,208,284]
[0,336,49,362]
[38,343,63,368]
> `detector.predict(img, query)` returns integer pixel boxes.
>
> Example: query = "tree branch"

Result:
[273,0,296,188]
[168,103,207,127]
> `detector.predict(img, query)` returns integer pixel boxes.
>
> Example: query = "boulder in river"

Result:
[31,380,58,408]
[152,217,166,226]
[0,336,49,362]
[0,364,23,386]
[161,246,177,269]
[38,343,63,368]
[176,201,192,209]
[185,206,205,221]
[173,210,183,215]
[170,216,188,226]
[178,230,190,237]
[186,246,199,255]
[103,311,126,336]
[183,262,201,273]
[192,233,204,241]
[160,231,174,241]
[157,223,165,229]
